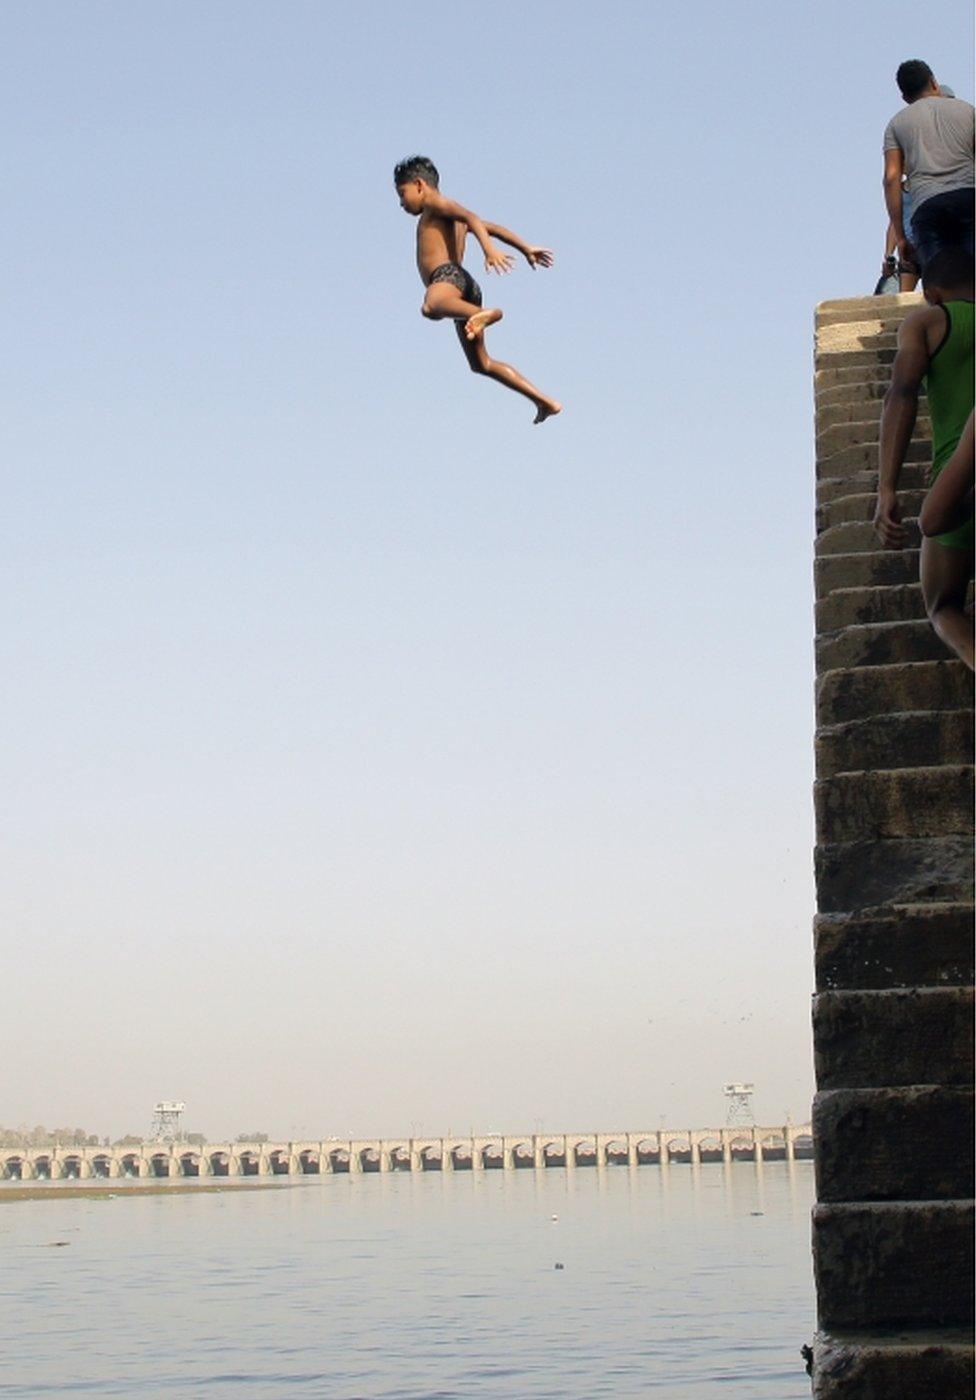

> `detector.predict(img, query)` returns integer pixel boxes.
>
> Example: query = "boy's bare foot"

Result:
[464,307,503,340]
[533,400,562,424]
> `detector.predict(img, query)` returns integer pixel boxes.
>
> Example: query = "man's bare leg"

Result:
[920,535,974,669]
[457,324,562,424]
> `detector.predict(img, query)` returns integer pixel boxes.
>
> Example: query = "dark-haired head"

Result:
[896,60,936,101]
[922,247,975,299]
[393,155,439,188]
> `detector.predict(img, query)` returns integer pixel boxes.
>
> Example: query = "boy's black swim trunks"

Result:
[428,262,483,307]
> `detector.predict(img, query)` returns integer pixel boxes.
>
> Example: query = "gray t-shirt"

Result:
[883,95,975,209]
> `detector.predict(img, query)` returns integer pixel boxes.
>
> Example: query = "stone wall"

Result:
[811,294,975,1397]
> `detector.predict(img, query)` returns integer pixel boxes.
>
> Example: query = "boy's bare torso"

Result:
[416,212,468,283]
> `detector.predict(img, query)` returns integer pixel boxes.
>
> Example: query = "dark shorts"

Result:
[428,262,483,307]
[911,187,975,270]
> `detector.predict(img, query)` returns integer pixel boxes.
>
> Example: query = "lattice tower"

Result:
[723,1083,755,1126]
[149,1101,185,1142]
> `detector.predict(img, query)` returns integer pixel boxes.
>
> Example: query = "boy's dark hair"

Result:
[393,155,439,188]
[896,60,935,100]
[922,247,975,290]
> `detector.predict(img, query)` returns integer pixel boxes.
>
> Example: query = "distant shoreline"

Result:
[0,1157,812,1204]
[0,1178,289,1204]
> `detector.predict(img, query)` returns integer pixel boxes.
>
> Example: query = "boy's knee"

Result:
[468,357,487,374]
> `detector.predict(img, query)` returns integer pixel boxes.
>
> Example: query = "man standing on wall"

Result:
[883,61,974,273]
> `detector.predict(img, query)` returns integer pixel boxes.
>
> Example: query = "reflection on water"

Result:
[0,1161,814,1398]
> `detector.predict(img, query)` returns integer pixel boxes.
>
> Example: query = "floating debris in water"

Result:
[554,1262,564,1270]
[750,1211,764,1217]
[550,1214,558,1221]
[47,1241,71,1247]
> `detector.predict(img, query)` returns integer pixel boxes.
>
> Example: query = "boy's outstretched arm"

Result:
[485,222,555,269]
[424,191,513,273]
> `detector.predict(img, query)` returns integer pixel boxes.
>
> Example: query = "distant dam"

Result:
[2,1124,811,1181]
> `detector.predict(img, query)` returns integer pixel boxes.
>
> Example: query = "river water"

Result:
[1,1162,814,1398]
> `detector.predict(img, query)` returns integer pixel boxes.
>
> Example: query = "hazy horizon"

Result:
[3,1,971,1143]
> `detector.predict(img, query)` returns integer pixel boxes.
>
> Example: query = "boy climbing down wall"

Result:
[394,156,562,424]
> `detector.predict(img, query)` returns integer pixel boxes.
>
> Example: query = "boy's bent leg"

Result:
[920,535,974,669]
[423,283,502,340]
[463,307,503,340]
[457,326,562,424]
[423,282,493,324]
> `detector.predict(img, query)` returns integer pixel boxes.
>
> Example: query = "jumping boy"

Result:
[394,155,561,424]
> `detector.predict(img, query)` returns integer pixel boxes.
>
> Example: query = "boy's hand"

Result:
[525,247,554,269]
[873,489,906,549]
[484,245,515,275]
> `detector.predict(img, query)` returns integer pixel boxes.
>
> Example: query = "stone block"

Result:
[817,294,921,322]
[816,490,926,532]
[815,347,897,372]
[816,325,899,355]
[811,1328,974,1400]
[813,1200,974,1328]
[815,379,892,411]
[815,584,927,630]
[816,619,953,671]
[816,660,972,725]
[815,548,921,597]
[816,437,928,479]
[816,708,974,778]
[816,376,926,408]
[814,766,974,842]
[815,520,921,557]
[816,461,930,503]
[815,410,929,450]
[815,366,898,394]
[816,292,922,320]
[814,1086,974,1200]
[817,419,928,459]
[814,902,975,989]
[813,987,974,1089]
[815,835,974,912]
[817,400,883,432]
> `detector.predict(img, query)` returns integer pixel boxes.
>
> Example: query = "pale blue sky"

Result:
[2,2,971,1140]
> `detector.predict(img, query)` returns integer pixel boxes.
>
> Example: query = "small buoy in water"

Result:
[750,1211,764,1217]
[550,1214,558,1221]
[47,1241,70,1247]
[554,1262,564,1270]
